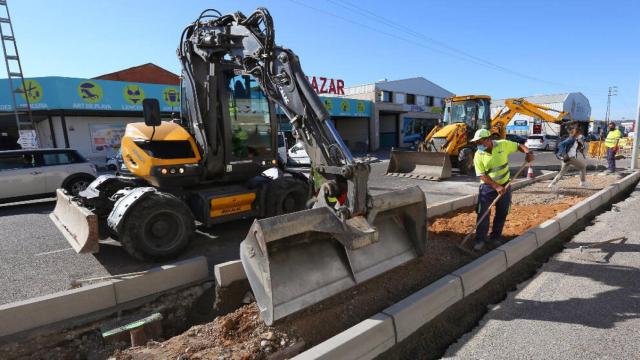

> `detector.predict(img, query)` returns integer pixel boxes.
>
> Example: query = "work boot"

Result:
[580,181,591,188]
[473,241,485,251]
[489,238,502,248]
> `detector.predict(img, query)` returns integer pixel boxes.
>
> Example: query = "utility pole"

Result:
[605,85,618,124]
[631,80,640,170]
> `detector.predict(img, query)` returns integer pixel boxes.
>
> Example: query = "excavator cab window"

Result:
[226,73,273,159]
[444,99,491,130]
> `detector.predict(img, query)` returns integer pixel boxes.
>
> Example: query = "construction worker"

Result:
[549,127,589,188]
[471,129,534,250]
[604,122,622,174]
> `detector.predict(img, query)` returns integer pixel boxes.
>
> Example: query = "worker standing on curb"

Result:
[472,129,534,251]
[604,122,622,174]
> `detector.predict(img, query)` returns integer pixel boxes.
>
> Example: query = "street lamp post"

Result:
[605,85,618,124]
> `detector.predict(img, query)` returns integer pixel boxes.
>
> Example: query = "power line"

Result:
[287,0,568,87]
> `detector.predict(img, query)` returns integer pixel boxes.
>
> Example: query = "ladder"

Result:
[0,0,37,148]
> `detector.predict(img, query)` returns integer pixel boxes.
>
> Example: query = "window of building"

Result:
[406,94,416,105]
[416,95,426,106]
[394,93,406,104]
[379,91,392,103]
[426,96,435,106]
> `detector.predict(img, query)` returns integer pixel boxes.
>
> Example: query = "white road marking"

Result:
[35,247,74,256]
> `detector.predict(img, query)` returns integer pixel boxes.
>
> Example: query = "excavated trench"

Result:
[1,174,621,360]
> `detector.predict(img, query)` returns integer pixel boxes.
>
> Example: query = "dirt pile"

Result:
[114,304,301,360]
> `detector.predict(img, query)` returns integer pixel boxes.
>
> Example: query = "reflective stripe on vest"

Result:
[487,162,510,184]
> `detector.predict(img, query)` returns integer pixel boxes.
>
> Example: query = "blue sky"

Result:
[7,0,639,120]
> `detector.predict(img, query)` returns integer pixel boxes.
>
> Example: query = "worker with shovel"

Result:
[472,129,534,251]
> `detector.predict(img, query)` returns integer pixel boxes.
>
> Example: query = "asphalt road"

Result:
[444,184,640,359]
[0,149,600,305]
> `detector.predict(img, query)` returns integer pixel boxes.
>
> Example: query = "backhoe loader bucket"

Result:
[49,189,100,253]
[386,148,452,180]
[240,186,426,325]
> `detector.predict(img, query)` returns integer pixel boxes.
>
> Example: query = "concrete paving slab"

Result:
[443,185,640,359]
[294,312,395,360]
[383,275,463,342]
[452,250,507,297]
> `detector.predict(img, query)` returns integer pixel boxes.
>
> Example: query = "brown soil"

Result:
[114,304,301,360]
[117,174,617,359]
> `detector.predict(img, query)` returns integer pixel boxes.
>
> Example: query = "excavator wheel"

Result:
[119,192,195,261]
[265,177,309,217]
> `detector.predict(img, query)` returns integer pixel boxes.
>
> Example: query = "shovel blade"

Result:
[386,148,452,180]
[49,189,100,253]
[240,186,427,325]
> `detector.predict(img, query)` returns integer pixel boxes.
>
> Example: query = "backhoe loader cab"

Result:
[443,95,491,130]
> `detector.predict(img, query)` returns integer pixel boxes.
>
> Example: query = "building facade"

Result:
[491,92,591,136]
[342,77,455,150]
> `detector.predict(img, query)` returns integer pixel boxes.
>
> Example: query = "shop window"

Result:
[406,94,416,105]
[379,91,392,103]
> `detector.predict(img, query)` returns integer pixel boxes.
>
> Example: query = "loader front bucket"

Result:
[240,186,426,325]
[49,189,100,253]
[386,148,452,180]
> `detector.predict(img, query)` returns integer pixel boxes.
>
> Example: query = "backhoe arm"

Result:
[492,98,571,138]
[179,8,368,218]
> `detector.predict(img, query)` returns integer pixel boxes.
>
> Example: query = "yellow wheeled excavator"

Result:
[50,8,427,325]
[387,96,575,179]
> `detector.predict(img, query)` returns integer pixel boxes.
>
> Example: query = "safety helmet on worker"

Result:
[471,128,492,143]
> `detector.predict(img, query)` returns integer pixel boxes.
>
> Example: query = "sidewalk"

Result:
[444,184,640,359]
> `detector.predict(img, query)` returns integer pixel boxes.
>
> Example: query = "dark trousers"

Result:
[607,148,616,172]
[476,184,512,244]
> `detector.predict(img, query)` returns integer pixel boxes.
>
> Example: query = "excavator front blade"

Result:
[386,148,452,181]
[49,189,100,253]
[240,186,426,325]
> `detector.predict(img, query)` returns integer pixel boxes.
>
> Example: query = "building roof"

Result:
[345,77,454,98]
[491,93,570,107]
[93,63,179,85]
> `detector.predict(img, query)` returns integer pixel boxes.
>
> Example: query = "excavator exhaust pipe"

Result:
[240,186,426,325]
[386,148,453,181]
[49,189,100,254]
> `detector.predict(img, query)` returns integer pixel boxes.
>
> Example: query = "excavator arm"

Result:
[491,98,571,138]
[182,8,426,324]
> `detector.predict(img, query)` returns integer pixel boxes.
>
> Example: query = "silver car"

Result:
[0,149,97,203]
[525,134,559,151]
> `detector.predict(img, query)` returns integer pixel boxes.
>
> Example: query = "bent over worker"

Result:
[471,129,534,251]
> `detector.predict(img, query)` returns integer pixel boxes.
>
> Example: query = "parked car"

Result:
[505,134,527,144]
[525,134,559,151]
[277,131,288,165]
[287,142,310,166]
[0,149,97,203]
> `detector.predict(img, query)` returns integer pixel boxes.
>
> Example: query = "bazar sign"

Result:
[305,76,345,95]
[0,76,180,112]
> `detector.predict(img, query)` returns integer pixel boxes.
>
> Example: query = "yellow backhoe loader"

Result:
[50,8,427,325]
[387,96,575,179]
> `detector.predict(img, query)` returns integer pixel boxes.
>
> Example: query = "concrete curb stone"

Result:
[555,208,579,232]
[530,219,561,246]
[497,232,538,267]
[451,250,507,297]
[214,260,245,287]
[0,256,208,339]
[583,192,605,211]
[382,275,463,342]
[427,201,453,218]
[0,282,116,337]
[293,312,395,360]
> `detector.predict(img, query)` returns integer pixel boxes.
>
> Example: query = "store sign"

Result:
[277,96,371,118]
[306,76,345,95]
[0,77,180,113]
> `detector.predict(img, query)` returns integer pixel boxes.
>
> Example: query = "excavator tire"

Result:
[119,192,195,261]
[265,177,309,217]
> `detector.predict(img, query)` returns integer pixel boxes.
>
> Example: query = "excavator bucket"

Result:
[386,148,452,181]
[240,186,426,325]
[49,189,100,253]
